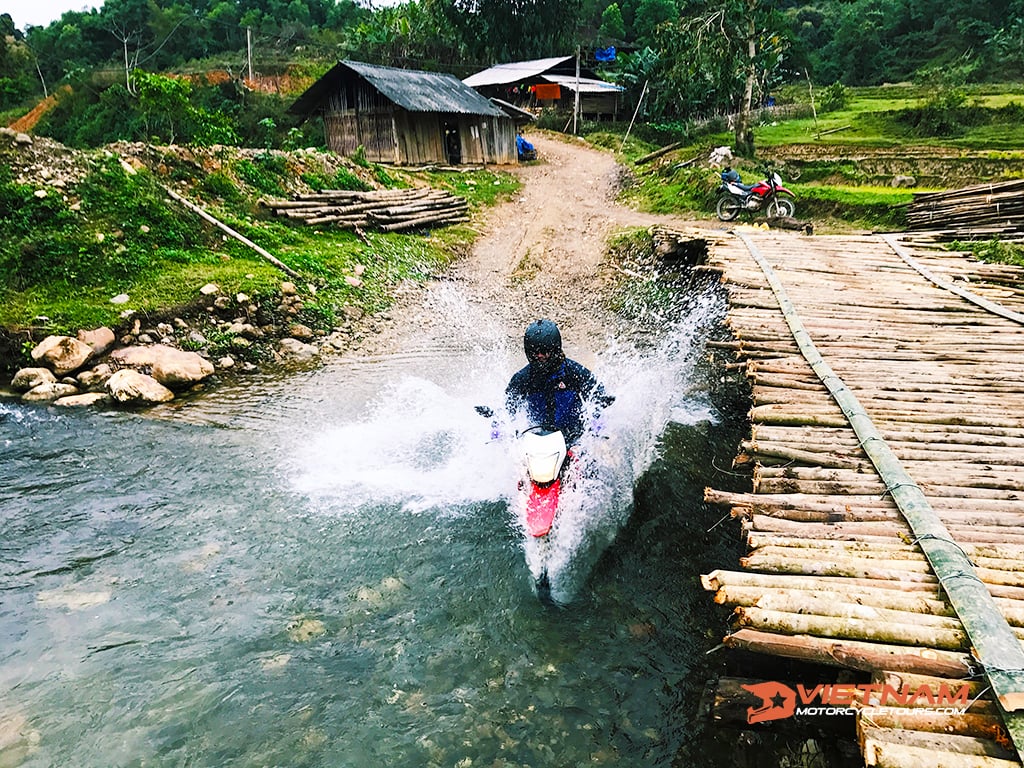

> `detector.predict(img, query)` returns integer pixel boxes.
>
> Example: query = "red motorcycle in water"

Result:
[715,165,796,221]
[476,406,604,604]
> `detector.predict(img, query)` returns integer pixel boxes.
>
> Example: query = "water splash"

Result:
[290,281,727,603]
[519,285,728,604]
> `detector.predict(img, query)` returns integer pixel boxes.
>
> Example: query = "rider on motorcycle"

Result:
[505,319,613,445]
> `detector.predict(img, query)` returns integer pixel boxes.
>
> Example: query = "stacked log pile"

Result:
[906,179,1024,238]
[263,188,469,232]
[699,231,1024,768]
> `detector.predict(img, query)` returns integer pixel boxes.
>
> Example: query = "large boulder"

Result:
[106,369,174,404]
[76,364,112,391]
[11,367,57,392]
[30,335,94,376]
[77,327,116,357]
[22,381,80,403]
[108,344,214,388]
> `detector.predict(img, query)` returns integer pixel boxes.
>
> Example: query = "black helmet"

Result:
[524,319,563,370]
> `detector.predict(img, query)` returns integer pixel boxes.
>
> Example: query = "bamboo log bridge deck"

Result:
[699,227,1024,767]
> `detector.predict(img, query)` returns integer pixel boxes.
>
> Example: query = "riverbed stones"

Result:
[54,392,111,407]
[77,363,112,390]
[106,369,174,404]
[108,344,214,388]
[77,326,115,357]
[276,337,318,364]
[11,367,56,391]
[30,335,94,376]
[288,323,314,341]
[22,381,80,402]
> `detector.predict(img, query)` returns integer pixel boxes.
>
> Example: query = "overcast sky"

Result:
[7,0,102,30]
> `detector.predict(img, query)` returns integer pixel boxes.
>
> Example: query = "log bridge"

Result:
[699,226,1024,767]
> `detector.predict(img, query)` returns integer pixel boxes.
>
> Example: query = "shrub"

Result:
[818,82,849,113]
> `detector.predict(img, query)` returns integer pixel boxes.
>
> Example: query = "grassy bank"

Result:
[0,139,517,371]
[579,83,1024,232]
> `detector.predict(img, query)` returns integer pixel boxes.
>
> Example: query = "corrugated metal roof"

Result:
[345,60,505,115]
[290,60,506,118]
[543,75,625,94]
[462,56,574,87]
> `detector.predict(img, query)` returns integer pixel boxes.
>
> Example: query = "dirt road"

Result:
[365,132,678,363]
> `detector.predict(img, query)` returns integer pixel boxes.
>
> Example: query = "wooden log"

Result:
[723,628,974,677]
[874,670,993,709]
[706,488,1024,517]
[717,586,960,626]
[859,727,1017,767]
[702,569,943,596]
[163,186,302,280]
[746,534,1024,570]
[860,716,1011,745]
[378,212,469,232]
[734,605,968,649]
[739,440,868,469]
[633,141,685,165]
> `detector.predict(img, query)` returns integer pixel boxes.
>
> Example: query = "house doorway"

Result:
[442,124,462,165]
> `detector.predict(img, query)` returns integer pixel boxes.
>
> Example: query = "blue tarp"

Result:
[594,46,617,62]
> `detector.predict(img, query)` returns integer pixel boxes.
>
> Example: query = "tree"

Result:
[134,69,192,143]
[599,4,626,41]
[657,0,789,155]
[631,0,676,44]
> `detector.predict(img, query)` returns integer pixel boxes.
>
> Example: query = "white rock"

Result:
[108,344,215,388]
[54,392,111,407]
[77,327,115,356]
[22,382,80,402]
[11,367,57,392]
[106,369,174,404]
[276,338,319,364]
[30,335,94,376]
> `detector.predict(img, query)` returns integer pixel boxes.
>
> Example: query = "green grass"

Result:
[952,238,1024,269]
[610,84,1024,231]
[0,147,519,348]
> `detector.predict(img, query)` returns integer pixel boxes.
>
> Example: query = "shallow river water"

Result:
[0,283,750,767]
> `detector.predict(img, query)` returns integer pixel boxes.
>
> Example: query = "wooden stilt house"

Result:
[289,60,517,166]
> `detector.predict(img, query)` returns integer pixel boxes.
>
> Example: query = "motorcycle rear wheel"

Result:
[767,196,796,218]
[716,195,742,221]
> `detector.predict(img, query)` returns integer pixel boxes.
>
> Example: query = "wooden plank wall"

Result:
[699,228,1024,768]
[320,80,516,165]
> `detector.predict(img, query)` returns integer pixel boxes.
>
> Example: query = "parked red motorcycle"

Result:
[715,166,796,221]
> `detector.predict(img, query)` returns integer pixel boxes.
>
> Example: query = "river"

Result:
[0,278,750,767]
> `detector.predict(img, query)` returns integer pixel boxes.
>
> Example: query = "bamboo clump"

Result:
[262,188,469,231]
[699,229,1024,768]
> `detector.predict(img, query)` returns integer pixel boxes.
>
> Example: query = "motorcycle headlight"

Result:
[527,451,564,484]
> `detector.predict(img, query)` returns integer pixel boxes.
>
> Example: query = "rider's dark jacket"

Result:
[505,357,608,445]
